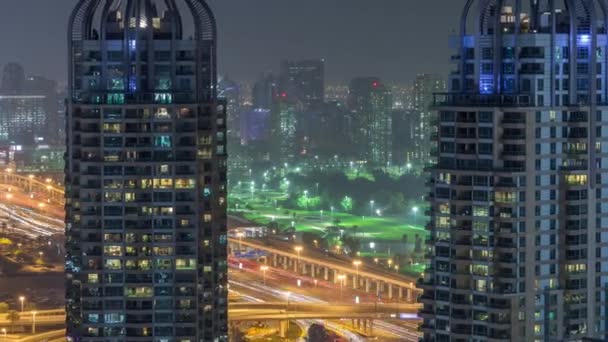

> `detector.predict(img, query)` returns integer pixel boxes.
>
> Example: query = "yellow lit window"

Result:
[104,246,123,256]
[154,247,174,256]
[88,274,99,284]
[125,193,135,202]
[105,259,122,270]
[175,179,195,189]
[126,287,153,297]
[565,174,587,186]
[495,192,516,203]
[153,178,173,189]
[103,123,121,133]
[198,148,212,159]
[176,259,197,270]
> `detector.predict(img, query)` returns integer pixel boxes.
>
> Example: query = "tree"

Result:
[340,196,353,213]
[308,323,329,342]
[6,310,19,333]
[0,302,8,313]
[387,192,407,214]
[342,236,361,256]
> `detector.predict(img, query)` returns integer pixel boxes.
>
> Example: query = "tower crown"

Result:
[460,0,608,36]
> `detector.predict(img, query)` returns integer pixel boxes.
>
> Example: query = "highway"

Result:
[229,264,422,341]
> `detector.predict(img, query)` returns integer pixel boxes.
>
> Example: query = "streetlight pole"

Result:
[337,275,346,300]
[370,200,375,217]
[260,266,269,286]
[32,311,37,334]
[294,246,303,273]
[19,296,24,313]
[412,206,419,223]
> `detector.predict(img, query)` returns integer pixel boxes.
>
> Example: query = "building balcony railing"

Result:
[433,92,534,107]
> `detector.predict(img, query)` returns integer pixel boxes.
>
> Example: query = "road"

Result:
[229,264,422,341]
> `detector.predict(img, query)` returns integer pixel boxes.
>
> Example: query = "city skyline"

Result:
[0,0,462,85]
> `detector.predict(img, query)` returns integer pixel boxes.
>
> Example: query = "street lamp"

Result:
[353,260,362,277]
[337,274,346,299]
[260,266,269,286]
[353,260,362,288]
[32,311,37,334]
[19,296,25,312]
[294,245,303,268]
[236,232,245,251]
[370,200,375,217]
[412,206,420,222]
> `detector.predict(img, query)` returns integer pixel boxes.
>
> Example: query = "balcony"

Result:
[433,92,534,107]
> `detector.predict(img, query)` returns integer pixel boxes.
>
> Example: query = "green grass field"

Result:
[231,190,427,241]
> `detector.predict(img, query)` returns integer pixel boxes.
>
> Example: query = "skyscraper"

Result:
[279,59,325,156]
[411,74,445,166]
[65,1,228,341]
[423,1,608,341]
[348,77,392,167]
[279,59,325,111]
[1,63,25,95]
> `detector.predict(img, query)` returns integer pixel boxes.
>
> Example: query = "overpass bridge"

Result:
[0,303,421,328]
[0,170,64,204]
[230,237,422,301]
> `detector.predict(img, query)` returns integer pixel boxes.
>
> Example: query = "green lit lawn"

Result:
[231,190,427,241]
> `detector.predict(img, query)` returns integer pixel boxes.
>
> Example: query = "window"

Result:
[473,206,489,217]
[176,259,197,270]
[154,136,172,148]
[154,107,171,119]
[175,179,195,189]
[126,287,153,297]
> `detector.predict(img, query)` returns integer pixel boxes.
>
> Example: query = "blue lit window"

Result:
[154,136,172,148]
[480,77,494,94]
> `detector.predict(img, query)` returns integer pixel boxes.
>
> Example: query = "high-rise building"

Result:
[348,77,392,166]
[279,60,325,156]
[253,73,278,110]
[65,1,228,341]
[411,74,445,165]
[279,59,325,111]
[422,2,608,341]
[1,63,25,95]
[271,92,300,160]
[0,95,46,144]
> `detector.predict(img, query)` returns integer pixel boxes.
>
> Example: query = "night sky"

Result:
[0,0,462,85]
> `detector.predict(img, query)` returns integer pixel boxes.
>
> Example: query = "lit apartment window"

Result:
[176,259,197,270]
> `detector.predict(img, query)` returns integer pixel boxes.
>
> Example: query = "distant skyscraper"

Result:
[0,95,46,144]
[423,1,608,341]
[279,59,325,110]
[252,73,278,110]
[279,60,325,156]
[25,76,62,144]
[1,63,25,95]
[411,74,445,165]
[65,1,227,341]
[218,76,242,148]
[348,77,392,166]
[271,92,300,160]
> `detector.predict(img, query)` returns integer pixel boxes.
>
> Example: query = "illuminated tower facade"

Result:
[423,1,608,341]
[348,77,392,166]
[65,1,228,341]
